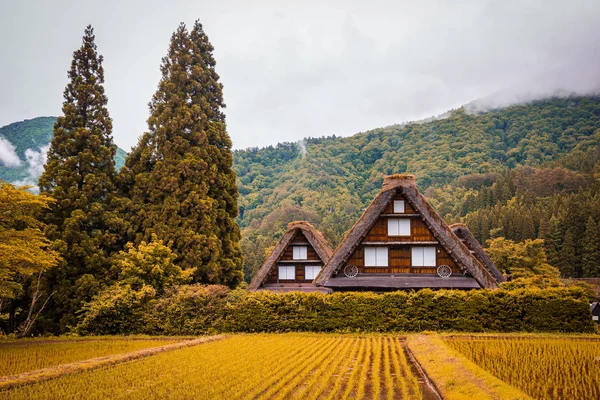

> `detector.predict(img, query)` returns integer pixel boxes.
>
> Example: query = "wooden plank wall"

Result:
[279,231,321,261]
[347,245,459,274]
[266,231,322,283]
[345,193,461,275]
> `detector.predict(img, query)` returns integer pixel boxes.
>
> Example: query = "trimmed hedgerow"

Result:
[76,285,595,335]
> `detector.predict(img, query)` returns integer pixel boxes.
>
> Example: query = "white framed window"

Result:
[393,200,405,213]
[305,266,321,280]
[364,247,388,267]
[388,218,411,236]
[411,247,437,267]
[278,266,295,280]
[292,246,307,260]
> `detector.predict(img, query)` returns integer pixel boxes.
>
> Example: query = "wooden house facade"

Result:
[248,221,333,293]
[314,174,504,291]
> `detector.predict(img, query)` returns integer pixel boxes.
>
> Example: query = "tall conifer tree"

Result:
[581,217,600,277]
[121,21,243,286]
[558,229,577,278]
[39,25,118,331]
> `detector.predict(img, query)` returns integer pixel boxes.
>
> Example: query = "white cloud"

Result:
[12,144,49,191]
[0,136,21,167]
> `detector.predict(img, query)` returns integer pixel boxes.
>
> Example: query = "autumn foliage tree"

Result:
[0,182,60,335]
[120,21,243,286]
[0,182,60,300]
[486,237,560,279]
[38,25,120,331]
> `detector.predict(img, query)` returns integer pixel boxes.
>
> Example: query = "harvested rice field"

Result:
[444,335,600,400]
[0,337,180,376]
[2,334,425,400]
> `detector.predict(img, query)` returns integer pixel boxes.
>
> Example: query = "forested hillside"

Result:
[0,117,127,184]
[2,97,600,281]
[234,96,600,280]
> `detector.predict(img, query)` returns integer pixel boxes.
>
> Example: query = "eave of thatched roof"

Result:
[450,223,505,283]
[248,221,333,291]
[314,175,501,289]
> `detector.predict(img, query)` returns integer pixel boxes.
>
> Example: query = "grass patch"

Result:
[407,333,530,400]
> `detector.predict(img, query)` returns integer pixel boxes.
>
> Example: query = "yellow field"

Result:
[3,334,422,400]
[444,336,600,400]
[0,338,178,376]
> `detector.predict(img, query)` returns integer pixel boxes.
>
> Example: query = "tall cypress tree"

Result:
[121,21,243,286]
[39,25,118,331]
[581,217,600,277]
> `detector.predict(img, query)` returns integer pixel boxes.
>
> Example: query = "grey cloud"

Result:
[1,0,599,151]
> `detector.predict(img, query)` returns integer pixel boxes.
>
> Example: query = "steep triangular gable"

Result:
[248,221,333,290]
[450,223,505,283]
[314,175,501,288]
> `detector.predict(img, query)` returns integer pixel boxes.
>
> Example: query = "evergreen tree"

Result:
[121,21,243,287]
[558,229,577,278]
[581,217,600,277]
[38,25,118,331]
[544,216,562,268]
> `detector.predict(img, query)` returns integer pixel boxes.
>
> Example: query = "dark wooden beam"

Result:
[362,241,439,245]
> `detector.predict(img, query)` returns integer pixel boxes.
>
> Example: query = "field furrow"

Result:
[0,338,181,377]
[1,334,425,400]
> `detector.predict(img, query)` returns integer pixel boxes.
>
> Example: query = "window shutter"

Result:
[424,247,437,266]
[412,247,424,266]
[365,247,377,266]
[393,200,405,213]
[279,266,295,280]
[388,219,399,235]
[377,247,389,266]
[293,246,307,260]
[305,266,321,280]
[398,219,411,235]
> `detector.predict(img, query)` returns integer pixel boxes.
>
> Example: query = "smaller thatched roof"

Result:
[449,223,505,283]
[248,221,333,291]
[314,175,501,289]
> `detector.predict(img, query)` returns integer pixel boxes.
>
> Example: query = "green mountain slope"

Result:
[233,96,600,279]
[2,97,599,279]
[0,117,127,185]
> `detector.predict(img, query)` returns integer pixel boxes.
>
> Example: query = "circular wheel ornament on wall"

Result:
[437,265,452,279]
[344,265,359,278]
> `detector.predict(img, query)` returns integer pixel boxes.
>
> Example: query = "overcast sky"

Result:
[1,0,599,151]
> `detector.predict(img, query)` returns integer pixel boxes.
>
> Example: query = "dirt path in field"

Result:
[402,342,443,400]
[0,335,226,391]
[0,336,191,347]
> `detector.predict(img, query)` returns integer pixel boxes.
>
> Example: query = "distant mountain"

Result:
[233,95,600,279]
[0,117,127,186]
[2,97,600,280]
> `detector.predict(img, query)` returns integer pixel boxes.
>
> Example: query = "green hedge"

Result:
[77,285,596,335]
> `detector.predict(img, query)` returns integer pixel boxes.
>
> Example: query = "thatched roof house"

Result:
[314,174,501,291]
[248,221,333,293]
[450,223,505,283]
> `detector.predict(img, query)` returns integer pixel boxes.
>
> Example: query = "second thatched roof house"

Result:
[249,221,333,293]
[314,174,504,291]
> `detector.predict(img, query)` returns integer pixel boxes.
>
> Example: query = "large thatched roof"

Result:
[450,223,505,283]
[248,221,334,291]
[314,175,501,289]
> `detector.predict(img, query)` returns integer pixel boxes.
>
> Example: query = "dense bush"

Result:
[77,285,596,335]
